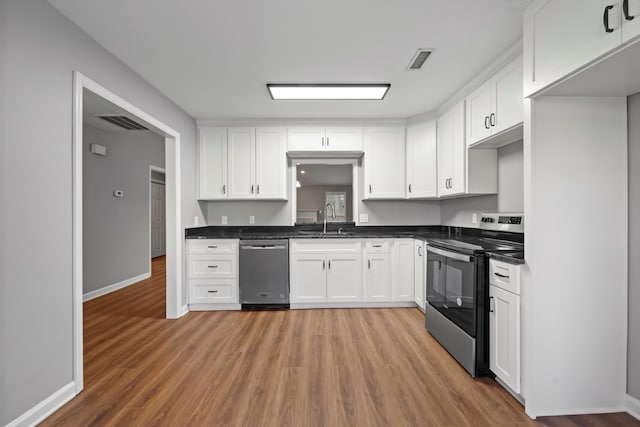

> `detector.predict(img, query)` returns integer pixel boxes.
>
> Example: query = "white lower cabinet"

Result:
[364,252,391,301]
[290,240,363,304]
[414,240,426,310]
[392,239,414,302]
[489,259,522,394]
[187,239,239,305]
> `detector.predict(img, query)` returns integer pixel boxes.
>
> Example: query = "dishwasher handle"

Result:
[241,245,287,250]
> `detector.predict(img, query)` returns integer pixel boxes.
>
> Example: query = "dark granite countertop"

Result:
[185,224,525,264]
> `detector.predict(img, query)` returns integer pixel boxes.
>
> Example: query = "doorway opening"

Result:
[72,72,183,396]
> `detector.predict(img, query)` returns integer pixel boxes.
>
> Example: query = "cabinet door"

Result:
[364,127,406,199]
[406,122,437,198]
[326,253,363,302]
[227,127,256,199]
[465,82,492,146]
[524,0,621,96]
[489,285,521,394]
[622,0,640,42]
[288,127,325,151]
[290,254,326,303]
[392,239,415,302]
[437,109,453,196]
[492,56,524,135]
[255,127,286,199]
[449,102,466,195]
[364,253,391,301]
[198,127,227,199]
[414,241,425,309]
[325,127,363,151]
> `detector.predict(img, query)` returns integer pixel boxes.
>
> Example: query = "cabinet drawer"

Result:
[188,255,236,278]
[189,279,236,303]
[292,239,362,254]
[365,240,392,253]
[188,239,236,254]
[489,259,521,294]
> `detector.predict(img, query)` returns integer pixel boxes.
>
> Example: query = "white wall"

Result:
[628,93,640,400]
[0,0,200,423]
[498,140,524,212]
[440,195,498,227]
[524,96,627,416]
[83,125,164,295]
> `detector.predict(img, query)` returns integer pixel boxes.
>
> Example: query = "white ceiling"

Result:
[49,0,524,120]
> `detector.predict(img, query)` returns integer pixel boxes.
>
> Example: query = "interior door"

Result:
[151,181,165,258]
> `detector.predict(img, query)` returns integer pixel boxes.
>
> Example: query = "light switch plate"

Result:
[472,213,478,224]
[359,213,369,223]
[221,216,228,225]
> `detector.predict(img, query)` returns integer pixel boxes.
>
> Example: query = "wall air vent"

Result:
[94,114,148,130]
[407,49,433,70]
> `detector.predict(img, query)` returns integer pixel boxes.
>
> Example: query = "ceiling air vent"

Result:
[407,49,433,71]
[95,114,148,130]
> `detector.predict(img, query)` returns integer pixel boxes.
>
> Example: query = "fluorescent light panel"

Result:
[267,84,390,100]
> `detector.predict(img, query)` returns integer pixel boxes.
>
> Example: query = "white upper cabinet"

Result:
[198,127,228,200]
[198,126,286,200]
[255,127,287,199]
[288,127,363,152]
[227,127,255,199]
[406,121,437,199]
[466,55,523,146]
[523,0,640,96]
[363,127,406,199]
[437,102,466,197]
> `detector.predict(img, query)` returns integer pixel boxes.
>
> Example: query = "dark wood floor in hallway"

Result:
[42,256,639,426]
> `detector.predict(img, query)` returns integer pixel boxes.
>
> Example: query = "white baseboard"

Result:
[177,304,189,317]
[291,301,416,309]
[83,272,150,302]
[627,394,640,420]
[534,405,624,417]
[188,303,242,311]
[7,381,76,427]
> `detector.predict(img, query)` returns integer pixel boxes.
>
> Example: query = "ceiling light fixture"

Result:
[296,180,302,188]
[299,170,306,174]
[267,84,390,100]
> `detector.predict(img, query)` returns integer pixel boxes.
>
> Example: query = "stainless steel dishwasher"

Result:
[239,239,289,308]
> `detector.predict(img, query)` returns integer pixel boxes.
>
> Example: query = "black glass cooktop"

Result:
[428,237,523,255]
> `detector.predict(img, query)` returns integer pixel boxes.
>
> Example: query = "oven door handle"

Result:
[427,246,472,263]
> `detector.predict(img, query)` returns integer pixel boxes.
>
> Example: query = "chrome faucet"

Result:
[323,203,335,234]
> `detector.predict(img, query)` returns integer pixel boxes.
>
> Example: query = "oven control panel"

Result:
[479,213,524,233]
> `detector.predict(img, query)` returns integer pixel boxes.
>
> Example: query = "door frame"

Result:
[149,165,166,263]
[72,71,184,395]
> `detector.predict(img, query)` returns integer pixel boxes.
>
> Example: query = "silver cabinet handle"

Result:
[251,185,254,194]
[490,113,496,127]
[408,184,412,193]
[373,244,382,248]
[208,290,219,293]
[494,272,509,279]
[489,296,495,313]
[449,178,453,189]
[257,184,260,194]
[208,265,218,268]
[322,136,325,147]
[322,259,325,269]
[484,116,490,129]
[207,245,218,249]
[222,184,226,194]
[368,259,371,269]
[326,136,329,146]
[369,184,372,193]
[418,246,422,256]
[328,259,331,269]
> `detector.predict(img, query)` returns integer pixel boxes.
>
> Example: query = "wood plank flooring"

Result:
[42,256,640,426]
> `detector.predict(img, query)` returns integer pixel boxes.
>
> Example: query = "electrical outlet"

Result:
[359,213,369,223]
[221,216,228,225]
[472,213,478,224]
[249,215,255,224]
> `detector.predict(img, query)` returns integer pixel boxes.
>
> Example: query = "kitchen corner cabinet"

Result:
[414,240,426,310]
[287,127,363,152]
[523,0,640,97]
[392,239,415,302]
[406,121,437,198]
[437,102,466,196]
[466,56,523,146]
[363,127,406,199]
[198,126,286,200]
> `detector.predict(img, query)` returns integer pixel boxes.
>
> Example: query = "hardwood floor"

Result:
[42,256,639,426]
